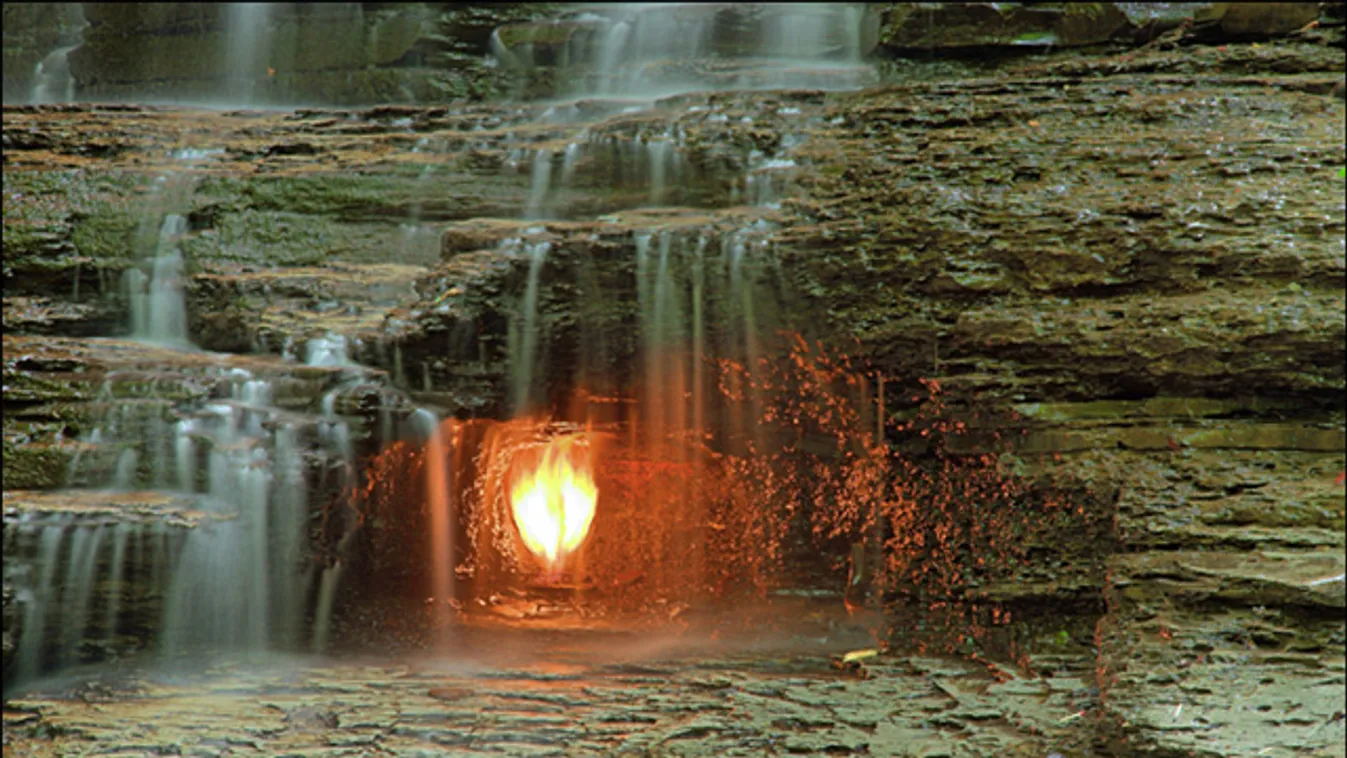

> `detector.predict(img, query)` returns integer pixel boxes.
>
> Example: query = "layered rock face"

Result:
[4,2,562,106]
[5,2,1337,106]
[3,3,1345,756]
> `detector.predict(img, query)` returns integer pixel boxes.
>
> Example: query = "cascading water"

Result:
[30,45,79,105]
[524,149,554,220]
[14,527,68,683]
[507,128,693,228]
[510,239,553,414]
[6,179,389,685]
[630,223,777,456]
[413,409,455,638]
[126,214,192,347]
[502,3,877,100]
[223,3,273,104]
[647,138,676,205]
[16,0,834,694]
[306,332,354,367]
[403,137,445,262]
[159,372,311,653]
[26,4,85,105]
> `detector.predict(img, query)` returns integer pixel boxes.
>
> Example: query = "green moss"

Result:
[181,209,335,268]
[71,207,139,263]
[1,440,71,490]
[244,175,406,217]
[430,64,505,101]
[3,169,145,279]
[194,176,248,205]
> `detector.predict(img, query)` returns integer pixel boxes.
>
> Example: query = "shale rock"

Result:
[1,20,1343,757]
[880,2,1133,50]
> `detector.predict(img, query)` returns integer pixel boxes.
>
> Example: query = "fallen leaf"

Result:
[841,648,879,664]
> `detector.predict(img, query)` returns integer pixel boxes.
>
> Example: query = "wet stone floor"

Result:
[2,602,1097,758]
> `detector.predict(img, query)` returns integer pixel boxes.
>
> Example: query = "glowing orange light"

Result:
[509,435,597,570]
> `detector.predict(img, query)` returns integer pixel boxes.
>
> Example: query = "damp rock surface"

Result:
[0,615,1104,758]
[1,13,1344,758]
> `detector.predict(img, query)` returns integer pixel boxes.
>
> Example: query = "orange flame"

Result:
[509,435,597,570]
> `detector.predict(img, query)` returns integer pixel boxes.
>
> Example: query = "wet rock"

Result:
[442,218,535,258]
[1114,2,1228,30]
[1215,3,1321,39]
[13,3,567,106]
[1,27,1343,757]
[1,609,1105,757]
[1098,547,1346,756]
[188,262,425,356]
[880,3,1323,52]
[1113,549,1346,609]
[3,489,223,529]
[881,2,1133,50]
[70,5,431,101]
[492,18,602,66]
[494,4,879,99]
[2,297,122,337]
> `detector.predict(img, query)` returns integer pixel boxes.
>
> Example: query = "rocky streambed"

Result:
[3,13,1345,758]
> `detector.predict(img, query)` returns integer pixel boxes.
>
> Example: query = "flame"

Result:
[509,435,597,570]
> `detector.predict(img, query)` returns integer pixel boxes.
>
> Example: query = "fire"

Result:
[509,435,597,570]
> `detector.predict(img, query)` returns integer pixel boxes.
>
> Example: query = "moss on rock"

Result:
[1,439,72,490]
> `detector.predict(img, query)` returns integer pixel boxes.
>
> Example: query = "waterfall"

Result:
[511,240,553,414]
[27,5,85,104]
[413,409,455,637]
[30,45,79,105]
[524,149,554,220]
[160,370,312,653]
[14,527,66,683]
[306,332,353,367]
[103,524,131,650]
[517,134,685,220]
[223,3,273,104]
[11,361,365,683]
[126,214,192,347]
[535,3,877,99]
[311,561,343,653]
[647,139,675,206]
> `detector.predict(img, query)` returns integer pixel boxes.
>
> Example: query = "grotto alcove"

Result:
[2,3,1344,756]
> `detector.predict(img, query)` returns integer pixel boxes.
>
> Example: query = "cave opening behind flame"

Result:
[509,434,598,573]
